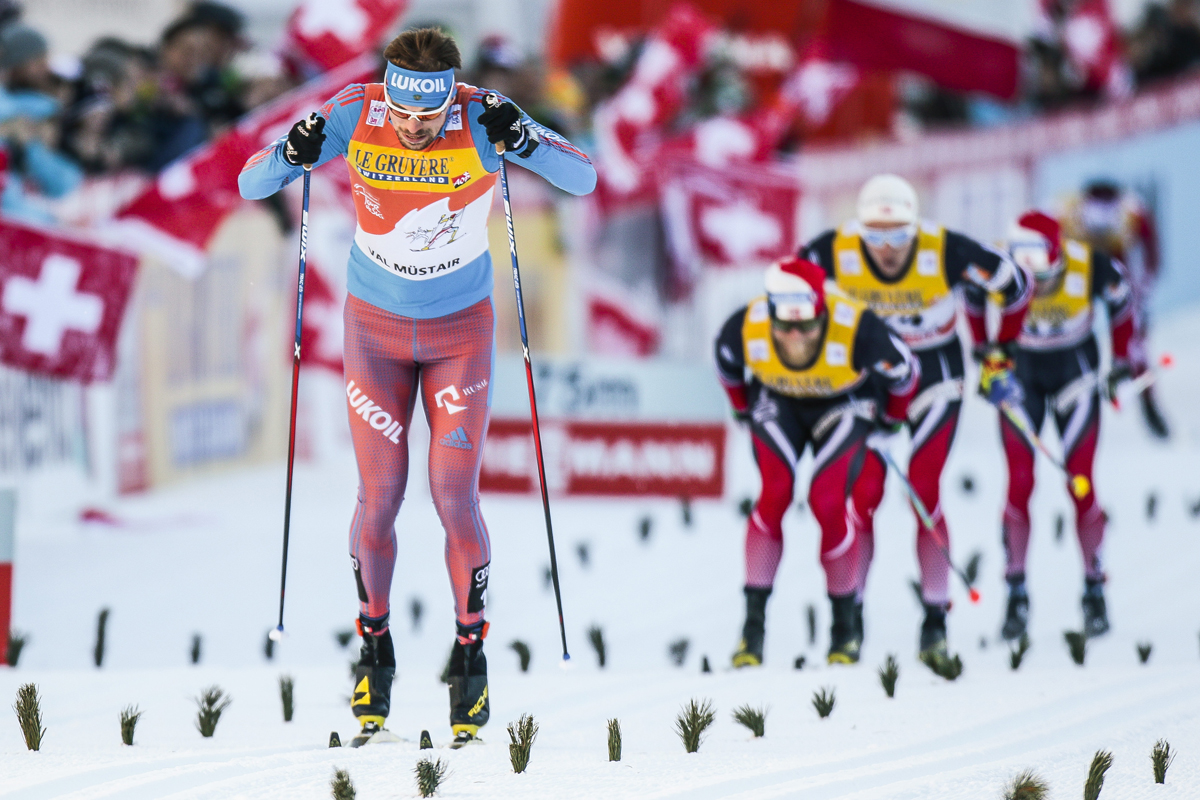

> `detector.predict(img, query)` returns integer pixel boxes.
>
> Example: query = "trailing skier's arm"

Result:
[714,308,751,418]
[853,310,920,424]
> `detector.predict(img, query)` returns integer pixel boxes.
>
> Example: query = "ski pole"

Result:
[996,400,1090,499]
[1110,352,1173,410]
[487,95,570,662]
[872,445,981,603]
[270,163,312,643]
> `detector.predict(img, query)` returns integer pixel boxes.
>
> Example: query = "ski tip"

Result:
[1160,352,1174,368]
[968,588,981,604]
[559,653,573,670]
[419,730,433,750]
[268,626,284,642]
[1070,475,1091,499]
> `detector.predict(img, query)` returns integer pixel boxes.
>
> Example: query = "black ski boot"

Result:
[732,587,770,667]
[1082,578,1109,638]
[349,614,397,747]
[919,602,949,662]
[1001,575,1029,642]
[448,621,489,747]
[827,593,861,664]
[855,599,865,644]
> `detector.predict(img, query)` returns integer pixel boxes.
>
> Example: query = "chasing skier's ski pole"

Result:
[270,164,312,642]
[1110,352,1174,410]
[488,95,570,662]
[872,445,980,603]
[996,400,1090,499]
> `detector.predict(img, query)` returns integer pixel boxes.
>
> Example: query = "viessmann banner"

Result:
[481,357,728,498]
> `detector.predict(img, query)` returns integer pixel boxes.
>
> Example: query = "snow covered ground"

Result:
[3,308,1200,799]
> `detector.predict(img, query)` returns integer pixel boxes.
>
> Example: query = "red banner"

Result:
[481,418,725,497]
[0,218,137,382]
[827,0,1020,100]
[284,0,407,75]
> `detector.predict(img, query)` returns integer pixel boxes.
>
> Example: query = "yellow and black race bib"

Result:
[741,288,867,399]
[1022,238,1094,347]
[831,222,956,348]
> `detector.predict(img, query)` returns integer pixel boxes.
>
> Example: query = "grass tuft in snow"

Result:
[334,629,354,648]
[1083,749,1113,800]
[732,704,766,737]
[812,687,836,719]
[1146,493,1158,521]
[908,579,924,607]
[964,552,982,586]
[190,634,202,665]
[1054,512,1065,543]
[668,638,689,667]
[1151,739,1175,784]
[509,640,531,672]
[737,497,753,519]
[680,496,692,527]
[701,655,711,673]
[263,631,275,661]
[279,675,294,722]
[1065,631,1088,665]
[588,626,607,668]
[410,597,424,631]
[806,604,817,646]
[1137,642,1152,664]
[675,698,715,753]
[93,608,109,668]
[414,755,448,797]
[607,718,622,761]
[6,629,26,666]
[13,682,46,750]
[960,473,975,494]
[878,655,900,698]
[194,685,231,737]
[439,646,454,684]
[1003,769,1048,799]
[794,655,806,670]
[638,515,653,542]
[1009,634,1031,670]
[119,704,142,745]
[330,767,355,800]
[508,713,538,773]
[576,541,590,567]
[920,651,963,681]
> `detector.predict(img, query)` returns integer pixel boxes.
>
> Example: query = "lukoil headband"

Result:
[384,62,455,110]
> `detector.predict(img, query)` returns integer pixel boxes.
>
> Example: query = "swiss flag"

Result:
[298,262,345,373]
[283,0,407,75]
[115,54,380,278]
[0,218,137,382]
[1055,0,1132,98]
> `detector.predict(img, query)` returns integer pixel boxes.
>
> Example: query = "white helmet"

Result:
[857,174,919,226]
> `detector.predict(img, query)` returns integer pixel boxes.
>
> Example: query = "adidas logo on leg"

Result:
[439,426,473,450]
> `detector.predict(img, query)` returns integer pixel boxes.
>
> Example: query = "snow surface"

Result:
[3,309,1200,799]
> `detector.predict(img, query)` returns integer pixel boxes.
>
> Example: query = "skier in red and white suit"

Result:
[997,211,1138,642]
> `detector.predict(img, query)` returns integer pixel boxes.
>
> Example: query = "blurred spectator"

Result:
[1129,0,1200,85]
[60,39,158,174]
[470,35,573,136]
[0,23,82,223]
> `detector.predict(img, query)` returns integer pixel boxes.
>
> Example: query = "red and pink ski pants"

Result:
[344,294,494,628]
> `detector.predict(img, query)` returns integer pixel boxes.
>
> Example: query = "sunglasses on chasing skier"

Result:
[771,316,824,334]
[861,223,917,249]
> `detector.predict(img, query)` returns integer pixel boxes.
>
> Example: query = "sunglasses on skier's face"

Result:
[384,91,455,122]
[861,223,917,249]
[770,315,824,334]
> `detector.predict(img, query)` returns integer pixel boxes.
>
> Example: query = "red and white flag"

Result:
[114,54,379,278]
[282,0,407,76]
[0,218,137,383]
[1054,0,1132,98]
[778,36,861,130]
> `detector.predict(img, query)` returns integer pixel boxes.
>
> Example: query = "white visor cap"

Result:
[765,261,822,321]
[857,174,919,226]
[1007,221,1056,278]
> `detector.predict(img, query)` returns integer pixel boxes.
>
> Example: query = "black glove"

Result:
[1105,360,1135,402]
[284,112,326,166]
[478,97,538,157]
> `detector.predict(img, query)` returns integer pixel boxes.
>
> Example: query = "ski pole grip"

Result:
[484,93,507,155]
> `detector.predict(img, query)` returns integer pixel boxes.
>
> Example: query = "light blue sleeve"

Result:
[467,91,596,197]
[22,140,82,198]
[238,85,365,200]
